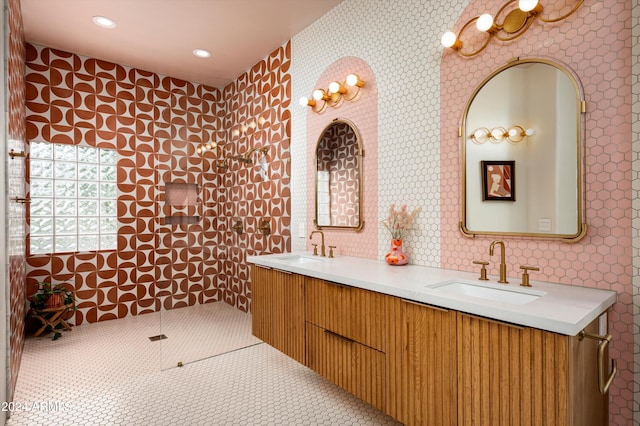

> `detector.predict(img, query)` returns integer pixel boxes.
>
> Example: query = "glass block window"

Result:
[30,142,118,254]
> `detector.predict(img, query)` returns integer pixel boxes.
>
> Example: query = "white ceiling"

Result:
[20,0,343,88]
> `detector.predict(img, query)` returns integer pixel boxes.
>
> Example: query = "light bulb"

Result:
[328,81,342,94]
[312,89,325,100]
[525,128,535,136]
[210,142,217,148]
[491,128,505,140]
[258,117,266,125]
[474,129,487,140]
[206,143,213,149]
[249,120,256,129]
[346,74,363,87]
[241,124,248,132]
[232,129,240,137]
[519,0,539,12]
[299,96,309,106]
[196,147,202,154]
[508,128,519,137]
[441,31,458,48]
[476,14,494,32]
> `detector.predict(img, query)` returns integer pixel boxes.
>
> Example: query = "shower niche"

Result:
[163,182,200,225]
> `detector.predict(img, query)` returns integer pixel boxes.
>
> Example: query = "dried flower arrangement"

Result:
[381,204,421,240]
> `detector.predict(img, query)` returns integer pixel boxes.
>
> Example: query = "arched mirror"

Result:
[460,58,586,241]
[314,118,364,231]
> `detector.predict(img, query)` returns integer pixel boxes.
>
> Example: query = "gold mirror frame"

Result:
[460,58,587,242]
[314,118,364,231]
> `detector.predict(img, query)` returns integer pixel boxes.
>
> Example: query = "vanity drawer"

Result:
[305,277,387,352]
[306,322,385,412]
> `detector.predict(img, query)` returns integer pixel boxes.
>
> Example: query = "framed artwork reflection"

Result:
[481,160,515,201]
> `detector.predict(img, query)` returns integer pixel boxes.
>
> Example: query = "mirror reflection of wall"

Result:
[315,119,363,230]
[463,60,584,239]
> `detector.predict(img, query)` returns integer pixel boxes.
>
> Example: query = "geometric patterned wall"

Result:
[216,42,291,311]
[7,0,27,402]
[441,1,632,424]
[303,56,378,259]
[291,0,468,261]
[631,3,640,425]
[23,41,290,324]
[292,0,634,424]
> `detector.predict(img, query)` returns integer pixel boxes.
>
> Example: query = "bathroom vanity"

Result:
[247,253,616,426]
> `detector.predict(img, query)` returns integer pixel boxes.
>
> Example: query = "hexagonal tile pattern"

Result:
[291,0,635,424]
[632,1,640,425]
[7,307,398,426]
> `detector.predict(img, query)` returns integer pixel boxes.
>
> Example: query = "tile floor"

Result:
[8,302,400,425]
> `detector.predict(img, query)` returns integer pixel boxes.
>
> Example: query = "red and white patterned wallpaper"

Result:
[7,0,27,401]
[24,41,290,323]
[216,42,292,311]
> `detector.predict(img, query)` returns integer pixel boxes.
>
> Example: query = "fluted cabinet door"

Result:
[305,277,387,352]
[306,323,386,411]
[250,265,305,364]
[386,298,457,426]
[456,312,571,426]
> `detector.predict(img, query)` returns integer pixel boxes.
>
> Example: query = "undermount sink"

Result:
[272,254,324,264]
[429,280,545,305]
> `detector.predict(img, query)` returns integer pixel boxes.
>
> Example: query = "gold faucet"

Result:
[309,231,326,257]
[489,240,508,284]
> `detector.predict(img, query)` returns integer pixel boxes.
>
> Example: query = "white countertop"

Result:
[247,252,617,336]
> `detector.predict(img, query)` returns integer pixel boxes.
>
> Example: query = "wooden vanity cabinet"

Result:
[250,265,305,364]
[456,312,606,426]
[250,267,608,426]
[386,298,458,426]
[305,277,388,411]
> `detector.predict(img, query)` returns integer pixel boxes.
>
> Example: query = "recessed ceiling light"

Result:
[92,16,116,29]
[193,48,212,58]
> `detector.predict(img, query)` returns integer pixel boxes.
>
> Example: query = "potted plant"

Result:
[29,282,75,310]
[28,282,76,340]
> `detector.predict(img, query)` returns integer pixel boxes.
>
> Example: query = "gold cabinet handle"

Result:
[579,330,617,394]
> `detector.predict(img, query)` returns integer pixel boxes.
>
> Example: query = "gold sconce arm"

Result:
[12,197,31,204]
[578,330,617,395]
[441,0,584,57]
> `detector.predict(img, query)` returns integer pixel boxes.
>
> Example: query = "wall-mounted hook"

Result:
[12,197,31,204]
[9,149,26,159]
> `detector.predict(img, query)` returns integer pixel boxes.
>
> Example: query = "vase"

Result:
[385,239,408,266]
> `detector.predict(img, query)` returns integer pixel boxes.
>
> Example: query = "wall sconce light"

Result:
[300,73,366,113]
[471,126,534,144]
[197,141,217,155]
[441,0,584,57]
